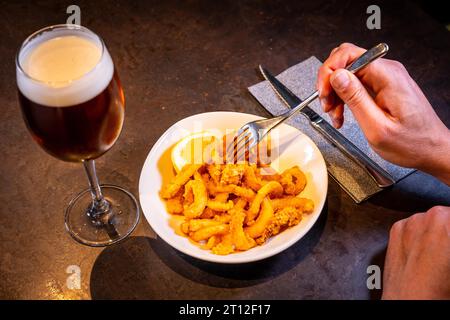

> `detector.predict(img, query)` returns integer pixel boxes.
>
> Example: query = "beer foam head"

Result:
[16,26,114,107]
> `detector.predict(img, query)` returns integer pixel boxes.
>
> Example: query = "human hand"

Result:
[316,43,450,184]
[382,206,450,300]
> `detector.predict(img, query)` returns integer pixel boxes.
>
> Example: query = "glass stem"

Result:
[83,159,110,221]
[83,159,104,202]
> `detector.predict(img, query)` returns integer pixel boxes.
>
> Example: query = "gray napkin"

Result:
[248,56,414,203]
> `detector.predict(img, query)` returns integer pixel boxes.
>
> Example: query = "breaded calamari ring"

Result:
[243,164,263,191]
[214,193,229,202]
[207,164,223,184]
[256,206,302,244]
[271,196,314,213]
[247,181,283,223]
[166,197,183,214]
[183,179,207,218]
[213,213,231,223]
[255,207,291,244]
[186,219,223,232]
[207,199,234,211]
[202,235,219,250]
[205,192,233,211]
[227,198,247,222]
[280,166,307,195]
[183,183,194,204]
[181,222,189,234]
[190,224,229,242]
[200,207,218,219]
[245,198,274,238]
[211,184,255,200]
[220,164,245,185]
[233,198,248,210]
[230,185,255,200]
[230,210,256,251]
[284,206,303,227]
[161,164,202,199]
[201,170,255,200]
[211,233,235,255]
[211,242,234,255]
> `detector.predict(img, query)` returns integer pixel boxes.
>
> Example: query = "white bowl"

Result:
[139,112,327,264]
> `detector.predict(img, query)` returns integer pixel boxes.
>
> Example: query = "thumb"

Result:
[330,69,386,131]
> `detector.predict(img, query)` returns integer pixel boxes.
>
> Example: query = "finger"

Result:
[323,93,344,117]
[317,64,335,112]
[330,69,388,134]
[318,43,394,107]
[317,43,366,112]
[382,220,406,299]
[323,43,367,71]
[329,103,344,128]
[402,212,426,254]
[330,46,340,56]
[323,43,384,86]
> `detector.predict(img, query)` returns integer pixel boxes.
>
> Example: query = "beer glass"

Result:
[16,24,139,246]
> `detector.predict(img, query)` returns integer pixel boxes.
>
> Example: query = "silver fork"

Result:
[228,43,388,162]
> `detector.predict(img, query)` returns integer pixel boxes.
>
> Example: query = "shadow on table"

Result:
[153,201,327,286]
[90,201,328,299]
[369,171,450,213]
[90,236,157,299]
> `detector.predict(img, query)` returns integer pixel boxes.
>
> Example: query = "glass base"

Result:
[64,184,139,247]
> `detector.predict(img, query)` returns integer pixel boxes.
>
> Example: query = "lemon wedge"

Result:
[171,131,221,173]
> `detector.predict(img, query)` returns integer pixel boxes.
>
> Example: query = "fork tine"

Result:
[232,134,256,163]
[232,131,251,154]
[226,126,249,158]
[233,136,255,163]
[227,139,247,163]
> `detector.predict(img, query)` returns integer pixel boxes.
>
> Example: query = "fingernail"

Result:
[331,70,350,90]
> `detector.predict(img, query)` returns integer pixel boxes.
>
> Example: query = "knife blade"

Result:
[259,65,395,188]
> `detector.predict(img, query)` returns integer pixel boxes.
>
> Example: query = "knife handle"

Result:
[310,118,395,188]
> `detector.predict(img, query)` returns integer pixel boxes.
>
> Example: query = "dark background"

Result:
[0,0,449,299]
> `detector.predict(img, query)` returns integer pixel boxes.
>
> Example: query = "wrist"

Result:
[420,128,450,185]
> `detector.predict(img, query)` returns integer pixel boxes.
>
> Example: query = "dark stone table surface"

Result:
[0,0,449,299]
